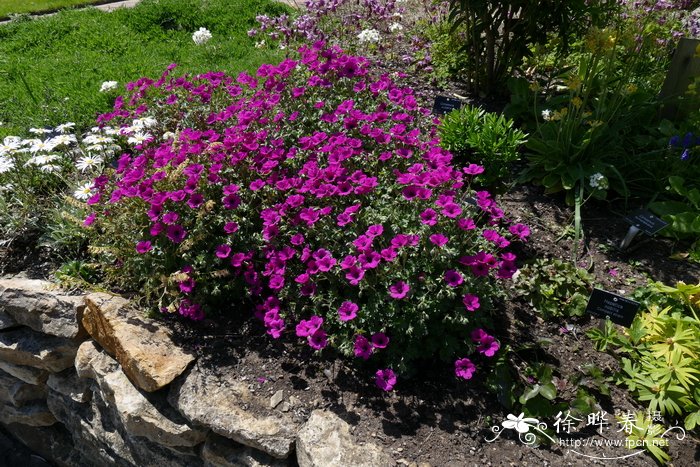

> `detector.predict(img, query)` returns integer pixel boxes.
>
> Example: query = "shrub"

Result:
[84,43,529,385]
[439,106,526,188]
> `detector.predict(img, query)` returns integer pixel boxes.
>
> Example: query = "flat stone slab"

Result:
[168,365,300,459]
[0,368,47,406]
[82,293,195,392]
[76,340,207,447]
[297,410,393,467]
[0,360,49,385]
[0,399,56,426]
[0,327,78,372]
[0,278,85,339]
[201,433,287,467]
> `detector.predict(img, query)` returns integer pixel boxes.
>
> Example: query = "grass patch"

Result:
[0,0,291,137]
[0,0,107,19]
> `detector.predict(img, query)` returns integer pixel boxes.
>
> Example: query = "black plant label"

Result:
[585,288,640,328]
[432,96,463,116]
[623,209,668,236]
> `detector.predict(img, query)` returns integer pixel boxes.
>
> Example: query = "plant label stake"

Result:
[620,209,668,250]
[585,288,640,328]
[432,96,463,116]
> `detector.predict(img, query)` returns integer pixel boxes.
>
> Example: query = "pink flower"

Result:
[454,358,476,380]
[135,241,152,254]
[338,301,359,321]
[166,224,187,243]
[308,329,328,350]
[462,293,480,311]
[444,270,463,287]
[354,335,373,360]
[371,332,389,349]
[215,244,232,258]
[162,211,179,225]
[296,316,323,337]
[508,223,530,240]
[83,213,97,226]
[608,268,619,277]
[477,336,500,357]
[429,234,449,247]
[457,218,476,231]
[224,222,239,234]
[375,368,397,391]
[345,266,365,285]
[463,164,485,175]
[388,281,410,299]
[420,208,437,226]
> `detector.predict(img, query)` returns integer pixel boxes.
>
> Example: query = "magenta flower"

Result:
[388,281,410,299]
[420,208,437,226]
[463,164,485,175]
[162,211,180,225]
[457,218,476,231]
[371,332,389,349]
[135,241,152,254]
[308,329,328,350]
[429,234,449,247]
[338,301,359,321]
[83,213,97,226]
[366,224,384,237]
[166,224,187,243]
[454,358,476,380]
[462,293,480,311]
[345,266,365,286]
[441,203,462,218]
[444,270,463,287]
[508,223,530,240]
[215,244,232,258]
[375,368,397,391]
[178,277,195,294]
[354,335,373,360]
[477,336,500,357]
[296,316,323,337]
[224,222,239,234]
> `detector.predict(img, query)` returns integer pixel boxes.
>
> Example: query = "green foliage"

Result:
[0,0,105,19]
[650,175,700,263]
[445,0,616,95]
[588,281,700,432]
[0,0,289,138]
[619,411,672,465]
[439,106,527,188]
[512,258,593,320]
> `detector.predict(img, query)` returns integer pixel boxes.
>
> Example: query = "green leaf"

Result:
[540,383,557,400]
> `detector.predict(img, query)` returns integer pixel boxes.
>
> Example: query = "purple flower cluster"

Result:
[88,42,526,390]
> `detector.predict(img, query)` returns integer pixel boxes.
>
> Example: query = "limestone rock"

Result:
[47,385,138,466]
[168,365,299,459]
[202,433,287,467]
[0,278,85,339]
[0,360,49,385]
[0,369,47,406]
[296,410,393,467]
[0,310,18,330]
[76,341,207,448]
[7,422,89,467]
[0,327,78,372]
[82,293,194,392]
[47,370,91,403]
[0,400,56,426]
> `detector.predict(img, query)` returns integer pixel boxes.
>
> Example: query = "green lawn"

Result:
[0,0,107,19]
[0,0,290,137]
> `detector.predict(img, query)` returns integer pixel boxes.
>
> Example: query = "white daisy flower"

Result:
[541,109,553,121]
[29,128,51,135]
[29,140,57,153]
[47,134,77,148]
[127,133,152,146]
[0,157,15,174]
[26,154,60,166]
[38,164,60,173]
[192,27,212,45]
[99,81,118,93]
[76,155,104,172]
[73,182,93,200]
[357,29,381,44]
[54,122,75,133]
[132,117,157,128]
[389,23,403,32]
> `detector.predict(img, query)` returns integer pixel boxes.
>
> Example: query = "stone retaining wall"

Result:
[0,277,392,467]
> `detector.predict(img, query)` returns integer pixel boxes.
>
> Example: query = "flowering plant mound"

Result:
[86,43,528,388]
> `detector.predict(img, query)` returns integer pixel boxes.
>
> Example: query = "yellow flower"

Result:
[566,75,582,92]
[571,97,583,109]
[529,82,541,92]
[624,84,638,95]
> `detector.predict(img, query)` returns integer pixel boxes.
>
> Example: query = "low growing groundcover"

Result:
[0,0,290,138]
[0,0,106,19]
